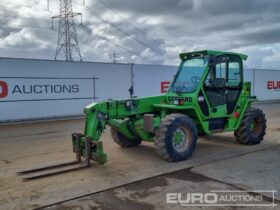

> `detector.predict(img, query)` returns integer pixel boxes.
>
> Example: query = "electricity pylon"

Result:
[52,0,83,61]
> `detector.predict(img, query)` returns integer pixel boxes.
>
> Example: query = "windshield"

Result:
[170,57,208,93]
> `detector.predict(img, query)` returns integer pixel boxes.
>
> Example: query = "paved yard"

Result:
[0,102,279,210]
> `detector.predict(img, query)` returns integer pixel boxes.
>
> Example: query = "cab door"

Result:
[203,56,228,118]
[202,55,243,131]
[226,55,243,114]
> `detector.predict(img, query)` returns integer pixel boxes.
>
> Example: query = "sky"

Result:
[0,0,280,69]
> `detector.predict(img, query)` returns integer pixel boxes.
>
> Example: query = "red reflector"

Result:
[179,99,185,105]
[233,112,240,118]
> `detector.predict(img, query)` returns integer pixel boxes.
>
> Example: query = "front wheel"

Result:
[154,113,198,162]
[234,107,267,145]
[111,128,141,147]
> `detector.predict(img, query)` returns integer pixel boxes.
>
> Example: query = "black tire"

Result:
[154,113,198,162]
[234,107,267,145]
[111,128,141,147]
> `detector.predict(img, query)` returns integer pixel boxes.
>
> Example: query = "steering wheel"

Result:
[191,76,201,85]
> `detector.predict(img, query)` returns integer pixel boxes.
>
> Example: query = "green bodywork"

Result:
[72,50,256,164]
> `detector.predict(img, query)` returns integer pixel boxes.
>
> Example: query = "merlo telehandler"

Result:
[18,50,267,180]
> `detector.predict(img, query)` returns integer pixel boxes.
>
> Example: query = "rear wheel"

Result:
[111,128,141,147]
[154,113,198,162]
[234,107,266,145]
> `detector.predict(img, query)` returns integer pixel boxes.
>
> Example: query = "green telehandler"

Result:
[18,50,267,180]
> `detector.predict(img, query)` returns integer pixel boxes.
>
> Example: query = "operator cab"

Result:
[169,50,247,130]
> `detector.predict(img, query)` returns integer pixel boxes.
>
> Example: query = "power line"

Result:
[3,18,140,61]
[75,23,141,60]
[1,1,160,61]
[83,5,164,56]
[97,0,162,46]
[93,33,142,56]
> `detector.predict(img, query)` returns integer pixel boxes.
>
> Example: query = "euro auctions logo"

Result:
[0,81,8,98]
[166,190,277,207]
[267,80,280,90]
[0,77,96,102]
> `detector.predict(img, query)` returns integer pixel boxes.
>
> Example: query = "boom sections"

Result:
[72,95,165,164]
[83,95,166,139]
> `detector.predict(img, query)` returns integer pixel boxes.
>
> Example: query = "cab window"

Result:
[228,62,241,86]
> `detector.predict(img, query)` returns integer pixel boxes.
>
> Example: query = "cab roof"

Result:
[179,50,248,61]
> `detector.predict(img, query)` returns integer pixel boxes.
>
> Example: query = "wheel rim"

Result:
[250,117,263,137]
[172,127,190,152]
